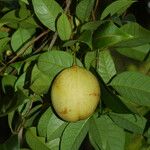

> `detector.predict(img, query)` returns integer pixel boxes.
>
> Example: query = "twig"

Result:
[0,30,49,74]
[48,0,72,50]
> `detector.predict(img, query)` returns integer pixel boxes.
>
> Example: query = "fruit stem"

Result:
[73,51,77,66]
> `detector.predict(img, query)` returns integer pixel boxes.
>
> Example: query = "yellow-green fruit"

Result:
[51,65,101,122]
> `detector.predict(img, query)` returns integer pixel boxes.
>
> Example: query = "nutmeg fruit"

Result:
[51,65,100,122]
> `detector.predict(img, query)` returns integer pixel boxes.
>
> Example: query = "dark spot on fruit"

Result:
[60,108,68,114]
[89,92,99,96]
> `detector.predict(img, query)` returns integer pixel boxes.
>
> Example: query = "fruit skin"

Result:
[51,65,100,122]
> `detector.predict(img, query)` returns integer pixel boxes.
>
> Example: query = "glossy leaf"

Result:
[97,50,116,83]
[60,119,90,150]
[38,51,82,77]
[47,138,60,150]
[101,0,135,20]
[57,13,72,41]
[89,114,125,150]
[25,127,50,150]
[109,112,147,134]
[32,0,63,31]
[110,71,150,107]
[76,0,95,22]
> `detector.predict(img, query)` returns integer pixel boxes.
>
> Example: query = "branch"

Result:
[48,0,72,50]
[0,30,49,74]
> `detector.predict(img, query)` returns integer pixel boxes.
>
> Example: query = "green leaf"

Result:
[0,90,27,117]
[89,114,125,150]
[0,37,10,53]
[30,65,52,95]
[78,30,93,49]
[110,71,150,107]
[100,0,135,20]
[84,51,96,69]
[0,135,19,150]
[24,104,42,128]
[116,44,150,61]
[37,108,53,137]
[115,22,150,47]
[11,27,34,52]
[109,112,146,134]
[2,75,17,93]
[32,0,63,31]
[60,119,90,150]
[76,0,95,22]
[0,31,8,38]
[47,111,68,141]
[57,13,72,41]
[25,127,50,150]
[93,21,131,49]
[47,138,60,150]
[97,50,116,83]
[38,51,82,77]
[0,10,21,28]
[81,21,102,32]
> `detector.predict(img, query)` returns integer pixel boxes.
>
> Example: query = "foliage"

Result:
[0,0,150,149]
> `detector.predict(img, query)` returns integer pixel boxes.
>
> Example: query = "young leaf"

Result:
[38,51,82,77]
[32,0,63,31]
[57,13,72,41]
[97,50,116,83]
[89,114,125,150]
[60,119,90,150]
[109,112,147,134]
[100,0,135,20]
[110,71,150,107]
[25,127,50,150]
[76,0,95,22]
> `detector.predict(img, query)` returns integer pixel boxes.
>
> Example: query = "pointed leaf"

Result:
[32,0,63,31]
[110,71,150,107]
[61,119,90,150]
[93,21,131,49]
[101,0,135,20]
[57,13,72,41]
